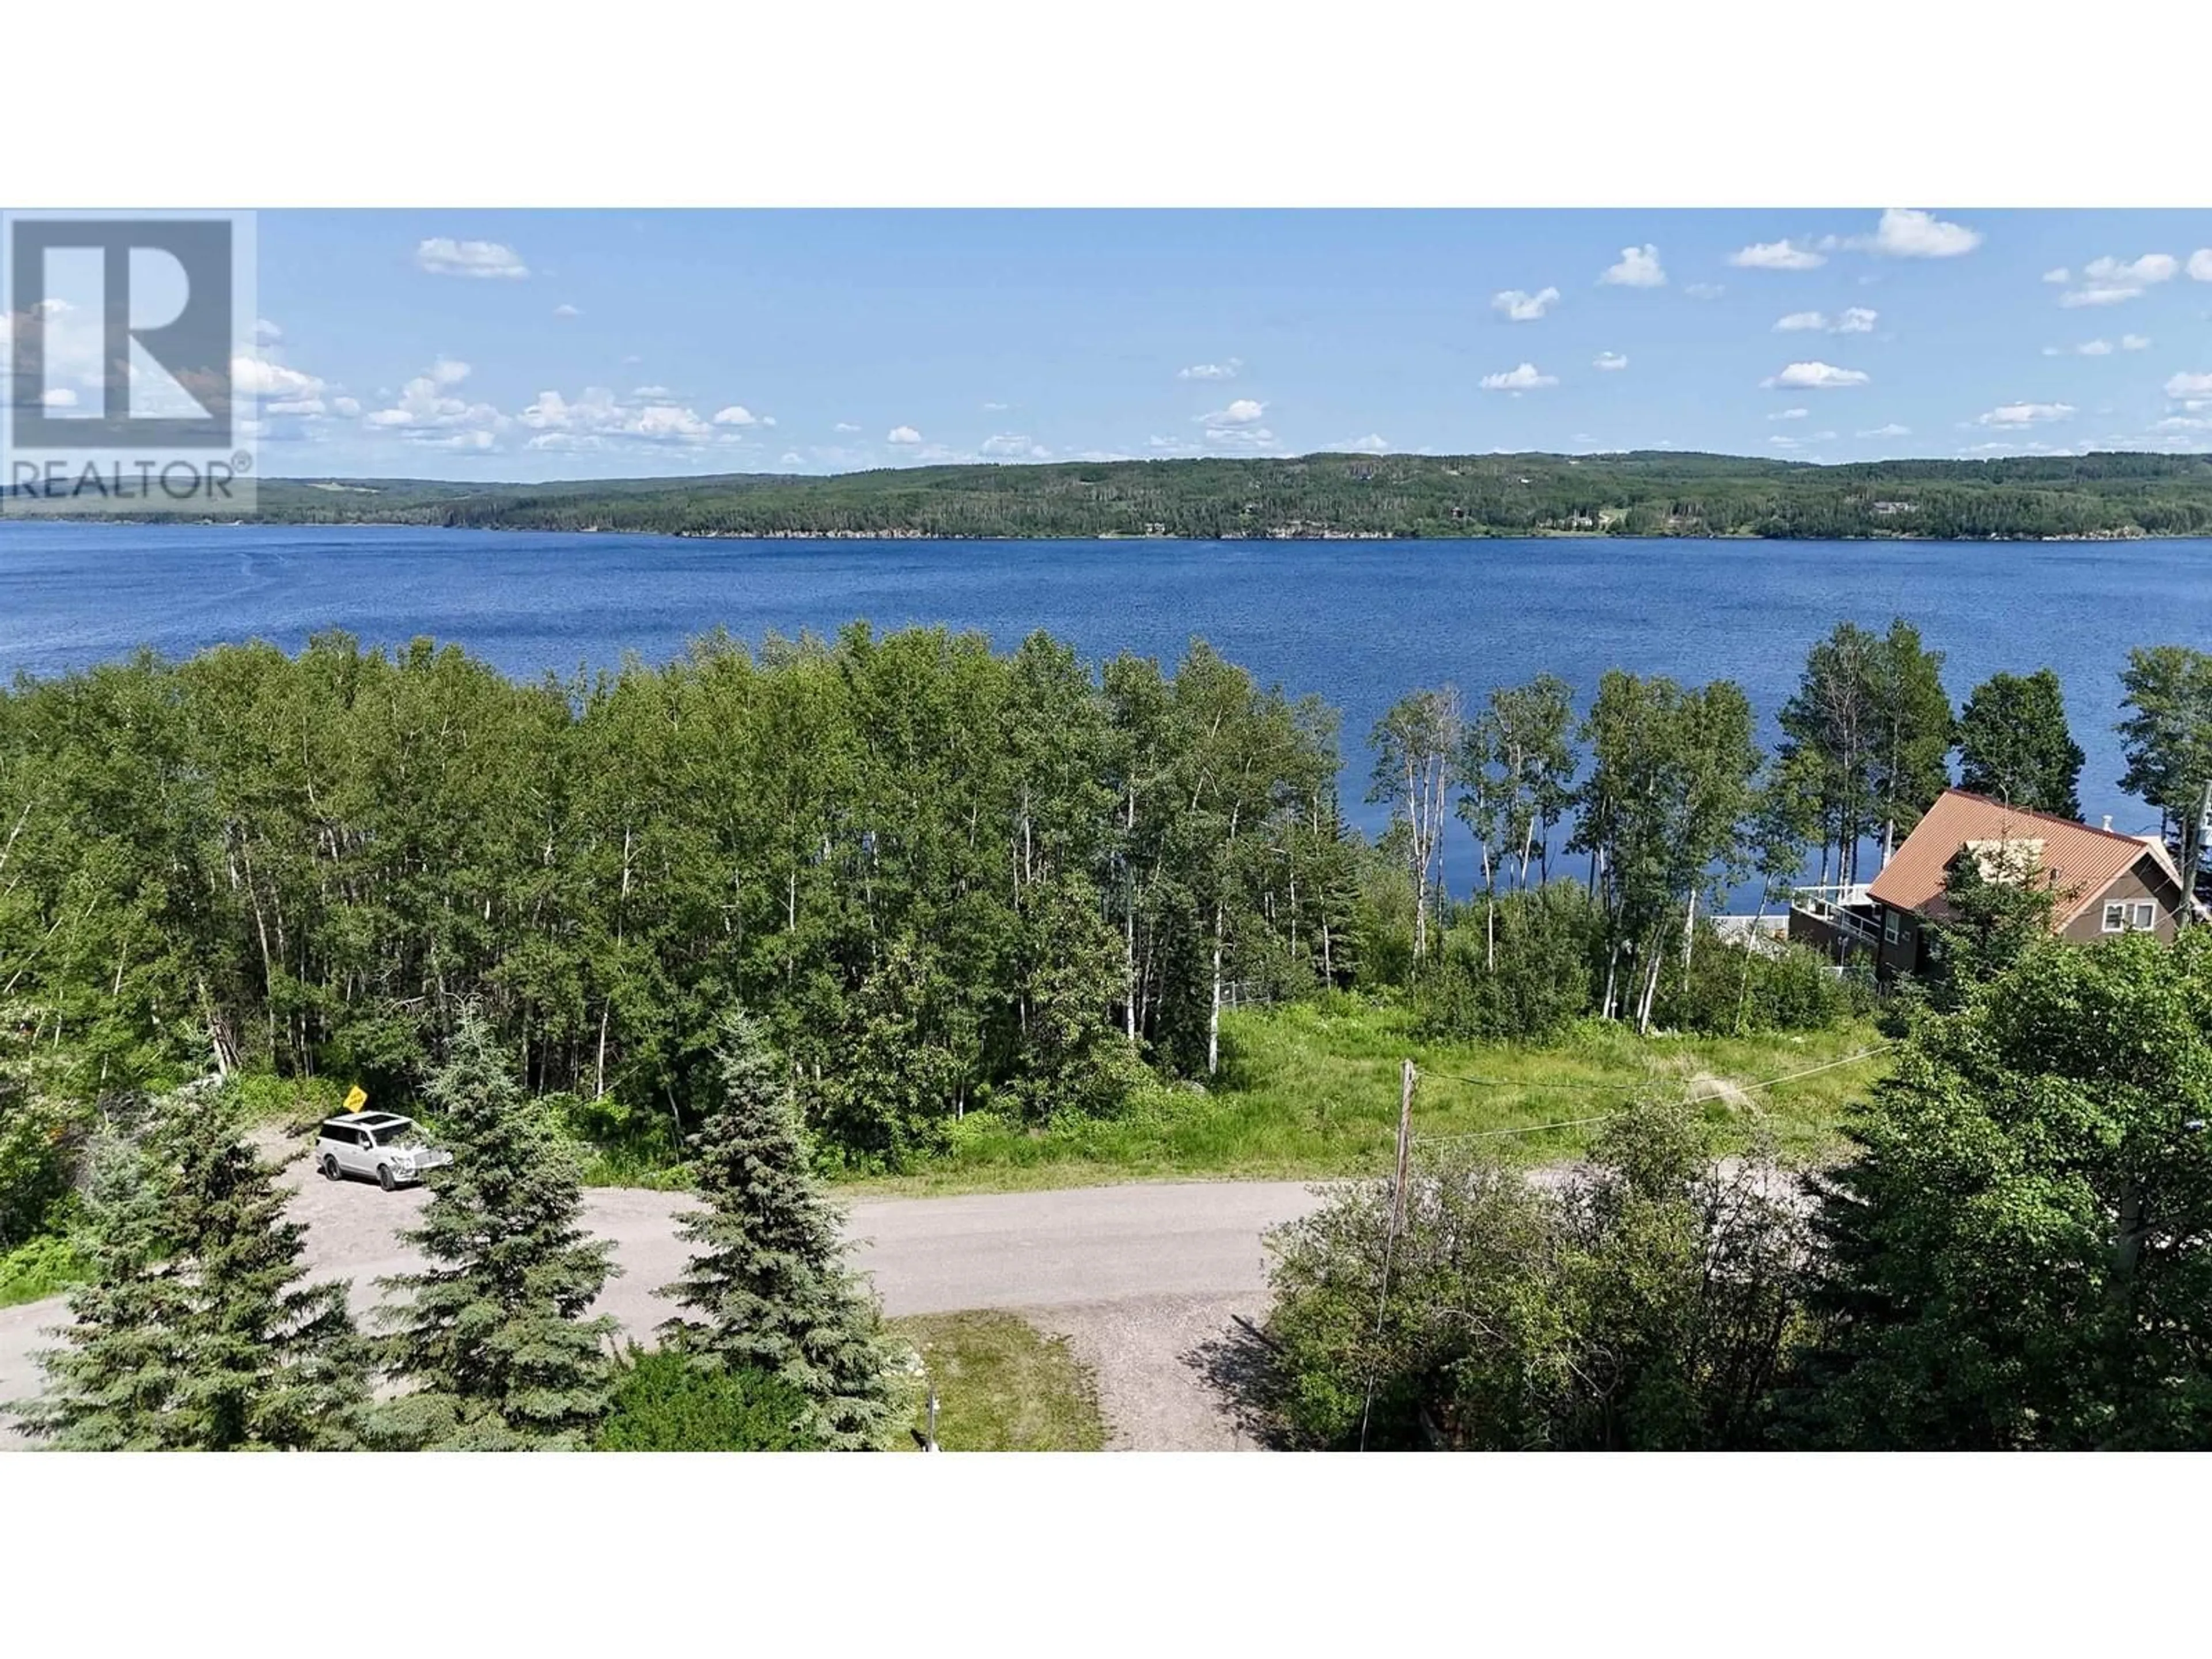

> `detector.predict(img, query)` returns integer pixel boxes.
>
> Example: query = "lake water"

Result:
[3,522,2207,900]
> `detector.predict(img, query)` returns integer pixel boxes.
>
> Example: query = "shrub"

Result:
[594,1347,823,1451]
[1649,925,1863,1036]
[1416,884,1604,1042]
[0,1232,88,1308]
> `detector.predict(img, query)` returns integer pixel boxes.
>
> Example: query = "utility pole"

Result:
[1358,1060,1417,1452]
[2181,776,2212,929]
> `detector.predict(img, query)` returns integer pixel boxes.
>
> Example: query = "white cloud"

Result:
[2060,287,2139,308]
[414,237,529,279]
[712,406,769,427]
[332,396,361,419]
[253,318,283,343]
[2089,253,2179,287]
[2166,372,2212,399]
[632,384,673,400]
[1683,282,1725,300]
[38,387,76,408]
[2057,253,2180,308]
[1480,362,1558,391]
[1332,433,1391,453]
[981,401,1010,411]
[1763,361,1870,390]
[2043,268,2070,285]
[1177,359,1242,380]
[1769,407,1809,421]
[1491,286,1560,321]
[2124,335,2152,351]
[1599,245,1665,287]
[1728,239,1825,271]
[231,354,324,400]
[2191,250,2212,282]
[1592,351,1628,370]
[1858,423,1911,437]
[1202,425,1277,450]
[1867,207,1982,258]
[1199,398,1267,426]
[368,359,509,447]
[1776,308,1877,335]
[552,303,582,319]
[2047,339,2115,357]
[1977,402,2075,427]
[887,425,922,444]
[980,432,1050,458]
[515,385,745,449]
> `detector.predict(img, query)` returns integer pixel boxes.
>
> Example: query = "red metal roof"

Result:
[1865,789,2182,929]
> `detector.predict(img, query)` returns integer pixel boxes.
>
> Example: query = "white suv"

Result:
[316,1111,452,1191]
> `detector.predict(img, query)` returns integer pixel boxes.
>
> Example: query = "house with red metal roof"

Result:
[1787,788,2192,978]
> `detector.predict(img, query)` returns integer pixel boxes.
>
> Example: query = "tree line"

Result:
[0,624,1357,1188]
[12,619,2212,1266]
[1379,623,2212,1044]
[223,450,2212,541]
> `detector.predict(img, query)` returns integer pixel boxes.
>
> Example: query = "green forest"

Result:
[13,618,2212,1450]
[232,450,2212,540]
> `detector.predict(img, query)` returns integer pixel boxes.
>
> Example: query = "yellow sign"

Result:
[342,1084,368,1114]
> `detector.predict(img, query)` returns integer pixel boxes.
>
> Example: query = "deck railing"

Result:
[1789,883,1882,945]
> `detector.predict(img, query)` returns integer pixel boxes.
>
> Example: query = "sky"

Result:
[96,209,2212,479]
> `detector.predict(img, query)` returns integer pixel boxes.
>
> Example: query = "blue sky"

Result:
[227,209,2212,479]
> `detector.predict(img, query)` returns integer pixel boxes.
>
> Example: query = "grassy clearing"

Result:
[889,1310,1107,1452]
[846,997,1891,1197]
[0,1235,88,1309]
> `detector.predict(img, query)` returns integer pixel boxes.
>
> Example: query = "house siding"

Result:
[2058,854,2185,946]
[1877,903,1921,979]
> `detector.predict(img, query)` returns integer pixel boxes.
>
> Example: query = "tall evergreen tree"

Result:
[376,1009,619,1450]
[1957,668,2083,819]
[660,1010,899,1450]
[16,1083,371,1450]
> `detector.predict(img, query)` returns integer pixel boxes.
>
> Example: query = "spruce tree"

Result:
[16,1082,372,1450]
[376,1009,618,1450]
[660,1010,899,1450]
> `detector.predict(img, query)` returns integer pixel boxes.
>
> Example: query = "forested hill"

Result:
[242,450,2212,540]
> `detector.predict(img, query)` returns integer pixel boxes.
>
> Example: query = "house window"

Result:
[2105,900,2159,932]
[1883,909,1900,945]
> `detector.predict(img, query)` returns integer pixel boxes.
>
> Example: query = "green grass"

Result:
[843,997,1892,1198]
[0,1235,89,1309]
[889,1311,1108,1452]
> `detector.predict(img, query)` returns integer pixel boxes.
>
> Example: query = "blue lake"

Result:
[3,521,2207,899]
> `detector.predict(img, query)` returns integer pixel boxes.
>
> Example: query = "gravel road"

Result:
[0,1143,1328,1452]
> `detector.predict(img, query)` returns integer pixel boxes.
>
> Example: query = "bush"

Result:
[1416,884,1604,1042]
[1260,1100,1814,1450]
[594,1346,824,1451]
[0,1232,88,1308]
[1649,925,1865,1036]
